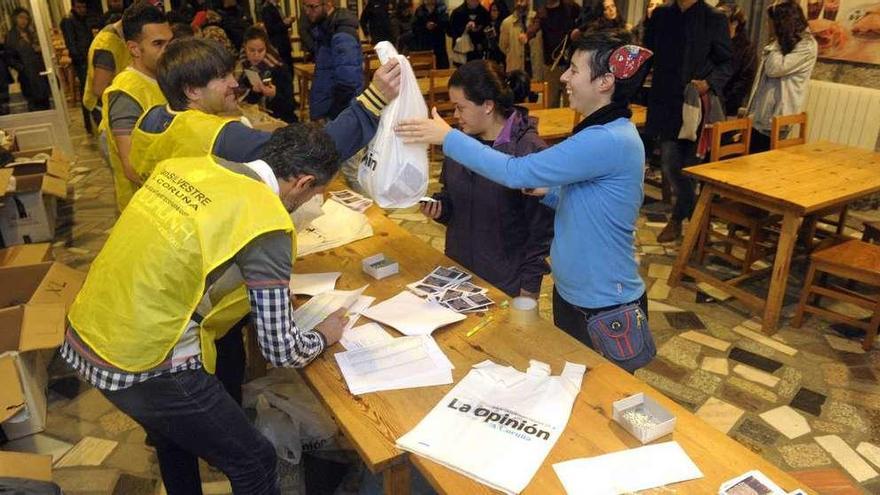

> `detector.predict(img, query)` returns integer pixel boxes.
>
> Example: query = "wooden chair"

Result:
[695,117,781,279]
[792,239,880,351]
[770,112,807,149]
[427,68,456,160]
[522,81,548,111]
[363,51,381,81]
[408,51,436,78]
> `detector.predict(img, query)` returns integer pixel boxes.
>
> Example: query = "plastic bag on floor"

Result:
[357,41,429,208]
[243,368,338,463]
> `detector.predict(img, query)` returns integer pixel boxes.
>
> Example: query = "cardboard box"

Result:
[0,451,53,482]
[0,167,67,245]
[0,243,53,267]
[10,146,71,181]
[0,262,84,440]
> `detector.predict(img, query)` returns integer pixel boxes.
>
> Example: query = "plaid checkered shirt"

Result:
[61,287,326,391]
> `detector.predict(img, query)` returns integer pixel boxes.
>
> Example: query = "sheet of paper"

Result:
[54,436,118,468]
[293,285,368,331]
[340,322,394,350]
[344,295,376,332]
[297,200,374,256]
[361,291,466,336]
[289,272,341,296]
[552,441,703,495]
[335,335,454,394]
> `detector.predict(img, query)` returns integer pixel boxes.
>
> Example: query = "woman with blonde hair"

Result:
[499,0,544,80]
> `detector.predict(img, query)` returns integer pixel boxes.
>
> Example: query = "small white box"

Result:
[612,393,676,444]
[362,254,399,280]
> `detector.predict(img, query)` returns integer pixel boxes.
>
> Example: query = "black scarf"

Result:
[573,101,632,133]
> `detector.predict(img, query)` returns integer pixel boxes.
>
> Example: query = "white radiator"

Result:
[805,80,880,150]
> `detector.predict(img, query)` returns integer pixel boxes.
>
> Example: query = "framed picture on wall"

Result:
[801,0,880,64]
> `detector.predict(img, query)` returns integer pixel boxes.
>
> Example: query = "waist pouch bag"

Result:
[582,304,656,373]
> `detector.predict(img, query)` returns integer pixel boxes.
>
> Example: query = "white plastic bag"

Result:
[243,368,338,463]
[358,41,429,208]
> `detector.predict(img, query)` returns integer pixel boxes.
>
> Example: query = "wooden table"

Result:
[533,105,647,142]
[669,141,880,334]
[293,198,807,494]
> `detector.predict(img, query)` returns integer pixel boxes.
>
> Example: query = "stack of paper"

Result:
[293,286,374,331]
[552,442,703,495]
[340,322,394,350]
[296,200,373,256]
[335,335,453,394]
[361,291,466,336]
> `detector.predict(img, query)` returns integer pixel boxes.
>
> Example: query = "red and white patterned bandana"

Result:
[608,45,653,80]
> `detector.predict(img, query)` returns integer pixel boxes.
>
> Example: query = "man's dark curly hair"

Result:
[259,123,340,185]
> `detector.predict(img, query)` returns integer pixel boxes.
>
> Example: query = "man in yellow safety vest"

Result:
[62,124,348,495]
[100,1,171,212]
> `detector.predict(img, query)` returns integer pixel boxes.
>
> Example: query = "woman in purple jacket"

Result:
[420,61,554,298]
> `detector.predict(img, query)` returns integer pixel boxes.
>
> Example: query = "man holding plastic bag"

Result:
[358,41,430,208]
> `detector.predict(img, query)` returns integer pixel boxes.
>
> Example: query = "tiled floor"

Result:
[5,110,880,494]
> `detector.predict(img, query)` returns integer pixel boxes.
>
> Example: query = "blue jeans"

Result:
[102,370,279,495]
[659,139,700,222]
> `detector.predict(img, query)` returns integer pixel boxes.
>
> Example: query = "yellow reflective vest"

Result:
[130,108,235,181]
[100,68,167,212]
[83,26,131,112]
[68,156,294,373]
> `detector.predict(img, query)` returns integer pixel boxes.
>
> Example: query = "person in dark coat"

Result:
[6,7,50,111]
[304,0,363,121]
[261,0,296,77]
[644,0,732,243]
[218,0,251,50]
[525,0,580,107]
[448,0,491,64]
[718,3,756,116]
[485,1,507,65]
[360,0,394,44]
[421,60,553,298]
[62,0,97,131]
[238,27,298,123]
[412,0,450,68]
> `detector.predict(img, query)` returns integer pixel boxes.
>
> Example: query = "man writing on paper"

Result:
[101,1,171,212]
[62,124,349,495]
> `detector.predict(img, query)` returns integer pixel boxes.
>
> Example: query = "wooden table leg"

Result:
[382,461,411,495]
[761,211,803,334]
[669,184,715,286]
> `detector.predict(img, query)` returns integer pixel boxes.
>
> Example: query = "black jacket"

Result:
[60,12,94,64]
[360,0,394,43]
[433,109,554,296]
[262,2,293,61]
[412,3,449,67]
[723,30,757,116]
[448,3,491,58]
[644,0,732,140]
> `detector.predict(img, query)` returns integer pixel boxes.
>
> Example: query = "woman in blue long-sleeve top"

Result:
[397,31,654,363]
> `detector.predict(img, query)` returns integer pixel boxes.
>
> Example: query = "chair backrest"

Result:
[709,117,753,162]
[428,68,457,124]
[522,81,549,111]
[363,51,380,81]
[409,51,436,78]
[771,112,808,149]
